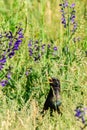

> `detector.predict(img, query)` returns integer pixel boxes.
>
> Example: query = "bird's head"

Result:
[49,77,60,92]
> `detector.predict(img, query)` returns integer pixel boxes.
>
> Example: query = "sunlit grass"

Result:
[0,0,87,130]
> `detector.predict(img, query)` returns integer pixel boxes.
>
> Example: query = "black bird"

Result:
[42,77,62,116]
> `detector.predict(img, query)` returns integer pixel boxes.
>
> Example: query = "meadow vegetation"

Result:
[0,0,87,130]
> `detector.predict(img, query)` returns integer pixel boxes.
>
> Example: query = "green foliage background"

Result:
[0,0,87,130]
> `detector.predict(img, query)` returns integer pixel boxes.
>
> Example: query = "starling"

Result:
[42,77,62,116]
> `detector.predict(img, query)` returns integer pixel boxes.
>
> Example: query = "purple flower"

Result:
[6,73,11,79]
[64,2,68,7]
[71,3,75,8]
[28,40,59,62]
[6,31,13,39]
[61,17,66,27]
[84,108,87,111]
[59,1,77,34]
[74,23,77,29]
[0,25,23,71]
[25,71,29,76]
[0,57,6,70]
[2,52,7,58]
[28,43,32,47]
[72,15,75,19]
[9,41,12,47]
[75,109,83,118]
[0,57,6,64]
[0,80,8,87]
[53,46,57,51]
[13,40,22,51]
[59,2,67,28]
[0,65,4,70]
[41,44,46,53]
[71,18,75,23]
[29,48,33,56]
[18,32,24,38]
[8,51,15,58]
[75,106,86,124]
[41,44,46,51]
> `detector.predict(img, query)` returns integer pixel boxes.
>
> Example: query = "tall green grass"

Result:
[0,0,87,130]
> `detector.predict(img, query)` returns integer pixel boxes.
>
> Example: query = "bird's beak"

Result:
[48,77,52,83]
[44,77,52,84]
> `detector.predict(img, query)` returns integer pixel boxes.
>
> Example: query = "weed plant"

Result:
[0,0,87,130]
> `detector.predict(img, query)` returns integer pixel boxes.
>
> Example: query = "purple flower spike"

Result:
[0,25,24,70]
[75,105,87,125]
[59,1,77,33]
[0,80,8,87]
[0,57,6,64]
[13,40,22,51]
[19,34,23,39]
